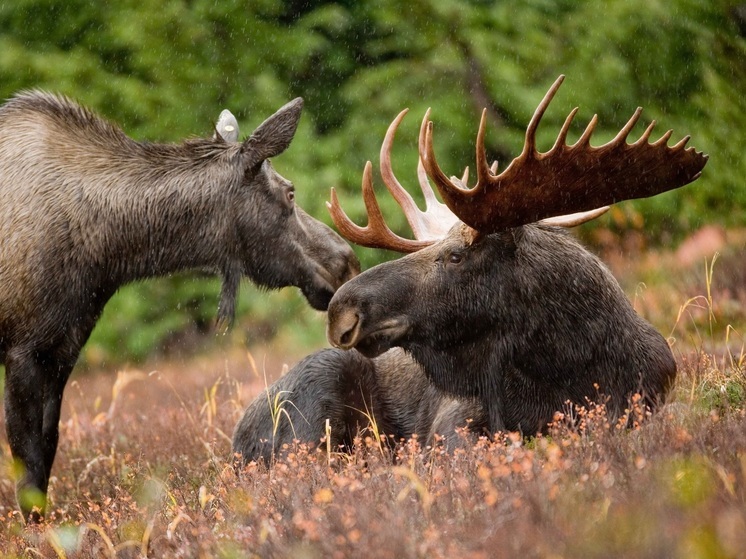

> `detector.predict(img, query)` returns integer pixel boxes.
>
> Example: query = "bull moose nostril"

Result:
[339,322,357,347]
[328,308,361,349]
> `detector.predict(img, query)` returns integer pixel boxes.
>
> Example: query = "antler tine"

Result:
[416,159,439,204]
[379,109,458,240]
[421,118,474,214]
[411,115,461,238]
[523,74,566,156]
[574,114,599,147]
[418,104,494,209]
[671,135,691,150]
[636,120,656,144]
[652,129,674,147]
[542,206,611,227]
[417,109,450,208]
[380,109,427,238]
[475,109,491,188]
[421,74,708,233]
[329,109,462,253]
[327,162,430,253]
[550,107,579,153]
[610,107,643,146]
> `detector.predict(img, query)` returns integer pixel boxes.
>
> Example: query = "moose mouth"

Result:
[302,282,335,311]
[327,311,410,359]
[301,270,349,311]
[302,256,361,311]
[353,327,403,358]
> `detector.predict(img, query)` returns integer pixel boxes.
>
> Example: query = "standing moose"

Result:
[0,92,359,519]
[233,75,707,464]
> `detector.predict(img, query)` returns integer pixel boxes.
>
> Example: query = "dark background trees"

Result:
[1,0,743,364]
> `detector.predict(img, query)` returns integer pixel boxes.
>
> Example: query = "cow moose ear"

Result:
[214,109,240,143]
[241,97,303,168]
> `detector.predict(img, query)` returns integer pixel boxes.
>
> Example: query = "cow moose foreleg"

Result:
[41,359,77,485]
[5,343,79,521]
[5,348,50,520]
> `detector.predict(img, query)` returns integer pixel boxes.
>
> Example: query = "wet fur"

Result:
[233,347,486,464]
[249,222,677,457]
[0,92,359,518]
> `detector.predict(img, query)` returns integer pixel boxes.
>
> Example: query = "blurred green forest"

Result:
[0,0,744,366]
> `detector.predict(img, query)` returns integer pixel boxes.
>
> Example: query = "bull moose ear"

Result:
[241,97,303,168]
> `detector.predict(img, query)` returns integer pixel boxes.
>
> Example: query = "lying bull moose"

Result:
[233,75,708,464]
[0,93,359,520]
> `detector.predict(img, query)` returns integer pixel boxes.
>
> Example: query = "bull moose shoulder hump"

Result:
[0,91,359,520]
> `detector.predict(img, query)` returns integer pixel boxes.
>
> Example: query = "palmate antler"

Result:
[422,75,709,233]
[328,75,708,252]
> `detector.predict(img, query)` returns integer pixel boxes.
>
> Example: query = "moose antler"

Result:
[328,106,612,253]
[327,110,460,253]
[328,162,433,253]
[420,74,709,233]
[329,75,708,252]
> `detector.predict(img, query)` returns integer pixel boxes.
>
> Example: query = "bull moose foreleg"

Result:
[4,348,50,521]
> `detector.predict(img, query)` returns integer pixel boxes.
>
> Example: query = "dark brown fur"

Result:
[233,221,676,464]
[232,347,485,464]
[327,223,676,434]
[0,92,359,519]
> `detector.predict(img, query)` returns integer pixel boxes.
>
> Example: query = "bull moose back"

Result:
[0,92,359,520]
[233,76,708,464]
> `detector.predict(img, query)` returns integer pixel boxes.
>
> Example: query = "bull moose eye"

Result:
[447,252,463,265]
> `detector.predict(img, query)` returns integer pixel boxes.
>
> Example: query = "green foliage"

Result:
[1,0,743,364]
[697,370,746,413]
[81,277,328,368]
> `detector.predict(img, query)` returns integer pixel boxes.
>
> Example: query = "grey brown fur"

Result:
[234,222,674,463]
[0,92,359,518]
